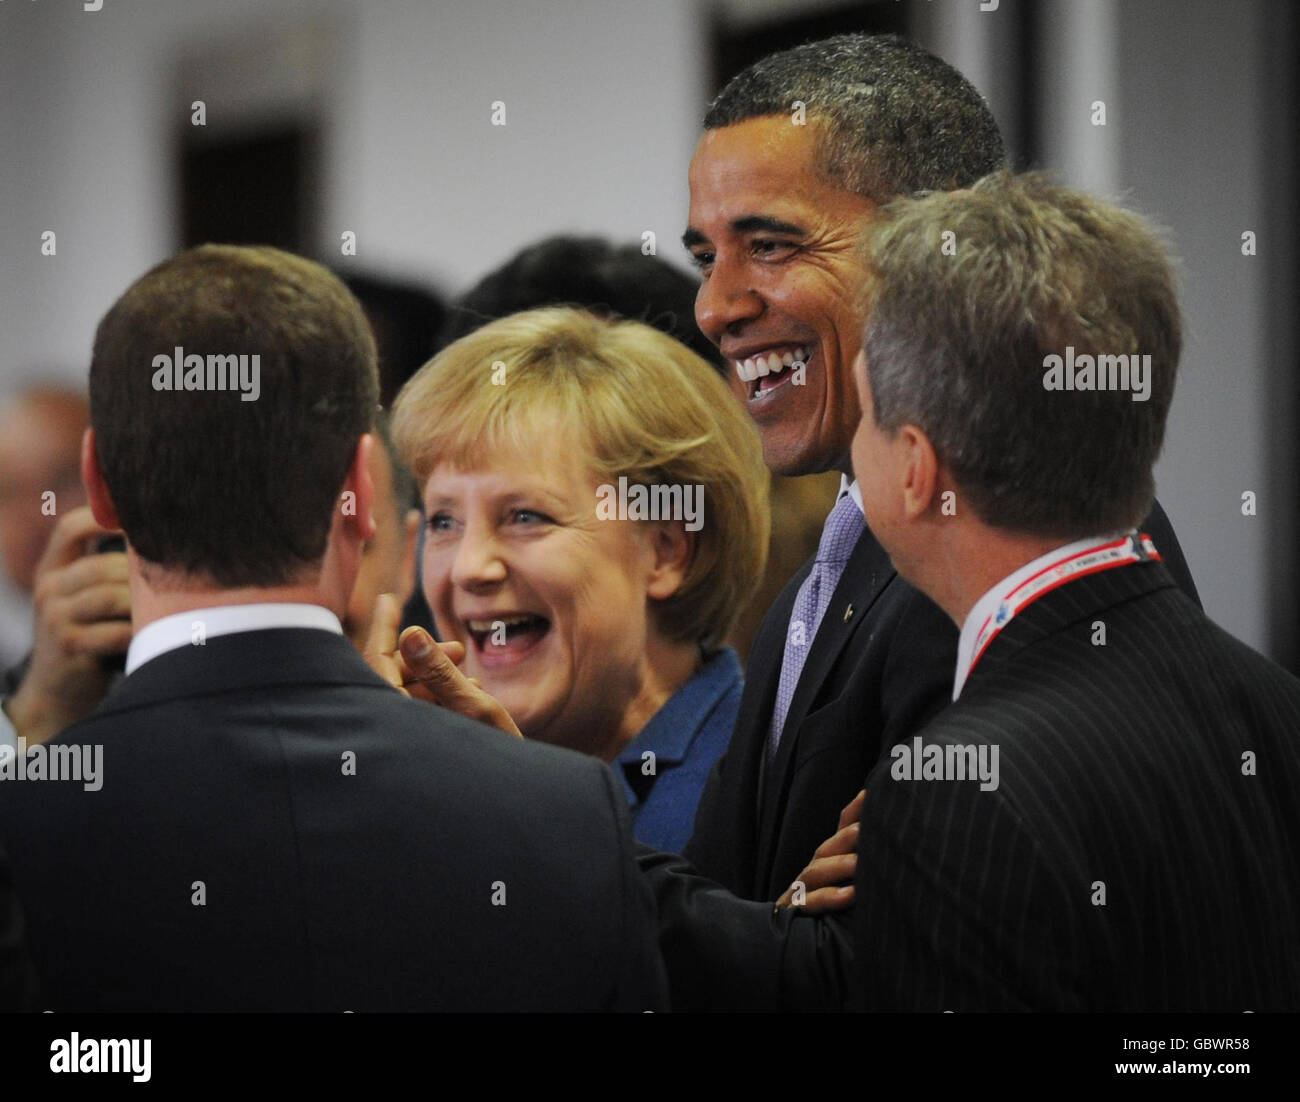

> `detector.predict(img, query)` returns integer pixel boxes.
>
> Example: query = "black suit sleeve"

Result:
[636,845,853,1011]
[596,765,670,1012]
[0,844,37,1011]
[855,751,1082,1011]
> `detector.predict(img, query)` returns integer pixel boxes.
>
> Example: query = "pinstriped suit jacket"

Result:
[638,501,1196,1010]
[854,560,1300,1011]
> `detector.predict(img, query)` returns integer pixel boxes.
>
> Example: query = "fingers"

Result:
[398,627,523,738]
[798,853,857,892]
[790,885,855,916]
[66,580,132,624]
[36,506,118,576]
[364,593,403,661]
[838,788,866,830]
[811,820,861,860]
[398,627,459,691]
[363,594,410,695]
[776,835,860,917]
[36,543,127,602]
[60,618,134,659]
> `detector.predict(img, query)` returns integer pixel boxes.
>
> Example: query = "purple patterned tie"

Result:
[768,490,865,762]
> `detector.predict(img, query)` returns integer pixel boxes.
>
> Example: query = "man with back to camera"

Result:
[849,172,1300,1010]
[0,244,665,1012]
[0,411,421,750]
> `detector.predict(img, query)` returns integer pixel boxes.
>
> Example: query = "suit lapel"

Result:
[755,526,895,877]
[708,561,809,895]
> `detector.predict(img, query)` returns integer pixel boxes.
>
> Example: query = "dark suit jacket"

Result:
[854,560,1300,1010]
[0,843,35,1010]
[639,499,1196,1010]
[0,627,665,1012]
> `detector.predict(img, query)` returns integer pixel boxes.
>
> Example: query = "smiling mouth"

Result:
[733,344,813,401]
[464,613,551,668]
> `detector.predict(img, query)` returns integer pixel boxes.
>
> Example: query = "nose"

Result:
[695,256,764,344]
[449,516,508,592]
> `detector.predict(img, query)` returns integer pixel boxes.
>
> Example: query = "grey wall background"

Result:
[1,0,1294,664]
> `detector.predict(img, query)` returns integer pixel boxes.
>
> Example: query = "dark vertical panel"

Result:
[708,2,908,100]
[1261,0,1299,672]
[177,124,320,253]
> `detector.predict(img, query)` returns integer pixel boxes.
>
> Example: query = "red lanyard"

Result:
[968,532,1161,679]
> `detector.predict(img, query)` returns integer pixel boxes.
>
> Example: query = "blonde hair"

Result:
[392,306,769,648]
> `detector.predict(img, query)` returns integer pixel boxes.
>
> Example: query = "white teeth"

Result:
[466,615,537,632]
[733,347,812,384]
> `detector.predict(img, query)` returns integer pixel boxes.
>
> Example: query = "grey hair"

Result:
[704,33,1006,203]
[862,172,1182,538]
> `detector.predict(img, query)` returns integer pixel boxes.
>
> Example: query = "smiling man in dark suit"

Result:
[636,33,1200,1011]
[850,173,1300,1010]
[0,244,664,1012]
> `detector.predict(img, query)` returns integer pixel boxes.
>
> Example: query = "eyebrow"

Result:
[424,487,569,512]
[681,215,810,251]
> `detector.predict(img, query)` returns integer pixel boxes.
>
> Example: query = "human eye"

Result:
[508,508,553,527]
[426,510,457,536]
[752,238,799,261]
[688,248,715,274]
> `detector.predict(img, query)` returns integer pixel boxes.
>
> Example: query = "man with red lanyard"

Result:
[849,172,1300,1011]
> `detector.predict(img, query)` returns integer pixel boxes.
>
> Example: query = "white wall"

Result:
[1,0,1285,656]
[921,0,1281,656]
[0,0,705,384]
[1113,0,1277,654]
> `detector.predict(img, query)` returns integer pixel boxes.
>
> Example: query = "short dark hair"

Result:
[705,33,1006,203]
[89,244,379,585]
[863,172,1182,538]
[436,235,719,369]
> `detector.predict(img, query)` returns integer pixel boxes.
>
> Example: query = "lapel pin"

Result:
[843,604,854,622]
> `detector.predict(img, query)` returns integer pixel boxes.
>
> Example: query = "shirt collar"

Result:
[952,535,1119,701]
[616,647,742,769]
[837,474,864,517]
[126,603,343,675]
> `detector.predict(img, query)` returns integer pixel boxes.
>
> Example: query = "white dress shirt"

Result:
[126,602,342,675]
[0,603,343,752]
[838,474,865,517]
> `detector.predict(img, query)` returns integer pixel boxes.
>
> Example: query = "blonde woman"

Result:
[390,306,768,852]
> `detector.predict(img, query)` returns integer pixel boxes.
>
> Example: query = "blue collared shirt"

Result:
[615,646,743,854]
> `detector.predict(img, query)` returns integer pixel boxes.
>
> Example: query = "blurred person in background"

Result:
[0,386,90,669]
[391,306,769,853]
